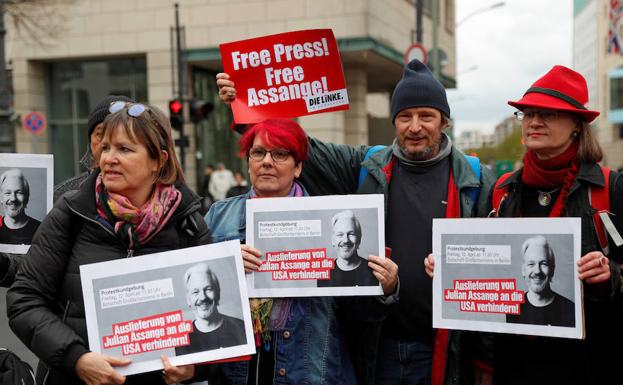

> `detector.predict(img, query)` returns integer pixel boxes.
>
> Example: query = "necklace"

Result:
[537,187,561,207]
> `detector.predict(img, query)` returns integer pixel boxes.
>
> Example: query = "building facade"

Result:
[574,0,623,169]
[5,0,456,189]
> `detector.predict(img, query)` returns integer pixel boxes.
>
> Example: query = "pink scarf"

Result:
[95,174,182,249]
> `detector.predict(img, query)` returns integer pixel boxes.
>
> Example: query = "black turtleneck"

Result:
[383,154,450,344]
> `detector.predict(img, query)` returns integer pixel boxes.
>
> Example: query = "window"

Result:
[610,76,623,110]
[47,57,147,183]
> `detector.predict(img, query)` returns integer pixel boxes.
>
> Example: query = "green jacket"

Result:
[300,138,495,218]
[298,137,497,385]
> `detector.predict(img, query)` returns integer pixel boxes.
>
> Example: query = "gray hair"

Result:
[0,168,30,205]
[521,235,556,274]
[331,210,362,238]
[183,263,221,306]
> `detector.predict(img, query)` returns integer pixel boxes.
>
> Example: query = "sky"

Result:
[449,0,573,136]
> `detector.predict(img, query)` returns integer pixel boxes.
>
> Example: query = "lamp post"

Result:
[457,1,505,27]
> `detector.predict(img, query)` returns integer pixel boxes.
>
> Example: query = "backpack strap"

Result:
[358,145,386,187]
[589,167,623,255]
[463,154,481,209]
[491,172,514,217]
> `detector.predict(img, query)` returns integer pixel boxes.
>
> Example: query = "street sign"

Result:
[22,111,47,135]
[405,43,427,65]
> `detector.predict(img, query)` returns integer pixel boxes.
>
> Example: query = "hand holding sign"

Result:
[219,29,349,123]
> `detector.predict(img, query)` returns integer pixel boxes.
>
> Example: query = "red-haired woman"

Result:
[205,118,396,384]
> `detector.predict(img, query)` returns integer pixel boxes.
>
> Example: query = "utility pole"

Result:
[174,3,186,170]
[432,0,440,80]
[415,0,423,43]
[0,0,14,153]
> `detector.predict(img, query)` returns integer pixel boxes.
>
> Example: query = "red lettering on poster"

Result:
[220,29,349,123]
[101,310,194,355]
[259,248,334,280]
[443,279,525,315]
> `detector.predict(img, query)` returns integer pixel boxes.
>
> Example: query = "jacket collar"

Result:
[361,144,481,190]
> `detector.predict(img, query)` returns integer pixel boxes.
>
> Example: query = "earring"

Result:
[572,131,579,138]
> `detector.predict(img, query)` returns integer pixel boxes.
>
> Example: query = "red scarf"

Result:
[521,141,579,217]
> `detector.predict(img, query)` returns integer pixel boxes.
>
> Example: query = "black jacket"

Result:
[6,171,211,385]
[492,162,623,385]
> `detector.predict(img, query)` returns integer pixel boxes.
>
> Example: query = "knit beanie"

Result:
[390,59,450,122]
[86,95,135,141]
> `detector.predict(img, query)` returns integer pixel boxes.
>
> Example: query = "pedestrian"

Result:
[217,59,496,385]
[205,118,398,385]
[209,162,235,201]
[225,171,250,198]
[7,101,213,385]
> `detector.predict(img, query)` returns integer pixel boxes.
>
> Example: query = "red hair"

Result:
[238,119,308,163]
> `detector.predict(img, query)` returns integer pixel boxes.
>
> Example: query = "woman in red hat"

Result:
[489,66,621,385]
[426,65,623,385]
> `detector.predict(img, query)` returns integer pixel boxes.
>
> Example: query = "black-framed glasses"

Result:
[514,109,563,123]
[248,147,291,163]
[109,101,148,117]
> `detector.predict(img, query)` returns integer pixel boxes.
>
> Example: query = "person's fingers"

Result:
[584,270,611,284]
[577,251,602,267]
[104,354,131,367]
[578,253,608,274]
[215,74,233,88]
[241,244,262,257]
[102,355,128,384]
[161,356,195,385]
[372,270,385,283]
[424,254,435,278]
[243,260,260,273]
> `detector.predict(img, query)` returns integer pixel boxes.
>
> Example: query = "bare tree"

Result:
[4,0,76,45]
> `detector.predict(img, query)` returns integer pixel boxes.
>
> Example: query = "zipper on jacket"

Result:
[66,205,124,249]
[126,249,134,258]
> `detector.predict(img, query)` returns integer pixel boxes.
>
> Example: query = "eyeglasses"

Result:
[514,109,564,123]
[109,101,148,117]
[107,101,168,149]
[248,147,292,163]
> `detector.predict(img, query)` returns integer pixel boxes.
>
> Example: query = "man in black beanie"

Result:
[216,60,496,385]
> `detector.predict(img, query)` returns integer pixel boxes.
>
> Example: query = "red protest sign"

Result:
[220,29,349,123]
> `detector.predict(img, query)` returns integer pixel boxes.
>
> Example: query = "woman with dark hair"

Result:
[426,65,623,385]
[205,118,396,384]
[7,102,212,385]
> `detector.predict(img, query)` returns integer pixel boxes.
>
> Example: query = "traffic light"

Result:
[169,99,184,131]
[189,100,214,124]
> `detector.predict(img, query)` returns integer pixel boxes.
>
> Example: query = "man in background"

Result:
[209,162,235,201]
